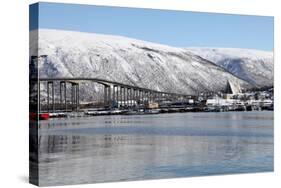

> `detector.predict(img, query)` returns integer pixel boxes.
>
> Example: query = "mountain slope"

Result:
[30,29,255,101]
[187,48,273,87]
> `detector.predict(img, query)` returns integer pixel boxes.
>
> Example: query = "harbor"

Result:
[29,57,273,121]
[32,85,273,120]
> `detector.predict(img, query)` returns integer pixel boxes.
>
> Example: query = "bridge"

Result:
[32,77,196,113]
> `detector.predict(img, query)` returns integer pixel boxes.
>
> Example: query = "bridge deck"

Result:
[36,77,195,97]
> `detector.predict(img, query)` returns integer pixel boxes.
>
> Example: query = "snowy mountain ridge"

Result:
[187,48,273,87]
[30,29,273,101]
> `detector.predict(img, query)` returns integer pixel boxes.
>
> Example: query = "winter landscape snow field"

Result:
[30,29,273,102]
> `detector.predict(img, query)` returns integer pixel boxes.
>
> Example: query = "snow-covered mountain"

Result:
[30,29,271,101]
[187,48,273,87]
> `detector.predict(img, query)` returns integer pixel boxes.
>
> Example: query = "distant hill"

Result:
[187,48,273,87]
[30,29,272,101]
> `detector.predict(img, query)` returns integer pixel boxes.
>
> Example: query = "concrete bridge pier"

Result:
[115,85,119,107]
[166,94,169,101]
[123,87,126,107]
[71,83,79,111]
[119,87,123,107]
[126,87,129,108]
[103,85,111,108]
[136,89,140,106]
[158,93,161,102]
[155,92,158,102]
[154,92,157,102]
[168,94,172,101]
[76,84,80,110]
[121,87,125,107]
[142,90,145,105]
[128,88,132,107]
[125,87,128,107]
[108,85,111,107]
[59,81,67,112]
[133,88,136,107]
[136,89,139,106]
[139,90,142,105]
[152,92,155,103]
[120,87,125,107]
[124,87,126,107]
[143,91,146,103]
[103,85,107,107]
[163,93,167,101]
[132,89,136,107]
[132,88,135,107]
[113,85,117,108]
[162,93,165,101]
[47,81,55,113]
[141,91,144,103]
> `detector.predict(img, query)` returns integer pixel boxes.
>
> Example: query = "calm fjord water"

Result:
[38,111,273,186]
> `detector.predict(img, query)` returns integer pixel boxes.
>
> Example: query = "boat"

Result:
[124,110,138,115]
[29,112,49,120]
[39,113,50,120]
[144,109,160,114]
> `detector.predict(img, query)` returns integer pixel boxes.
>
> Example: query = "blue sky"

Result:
[30,2,274,51]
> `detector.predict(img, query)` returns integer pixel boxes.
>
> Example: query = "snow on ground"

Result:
[29,29,272,102]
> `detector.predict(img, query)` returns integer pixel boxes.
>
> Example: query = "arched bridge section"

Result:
[34,77,195,113]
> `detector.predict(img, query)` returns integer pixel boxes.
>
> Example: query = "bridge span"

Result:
[33,77,196,113]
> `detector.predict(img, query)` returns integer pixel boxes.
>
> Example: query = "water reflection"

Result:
[38,111,273,186]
